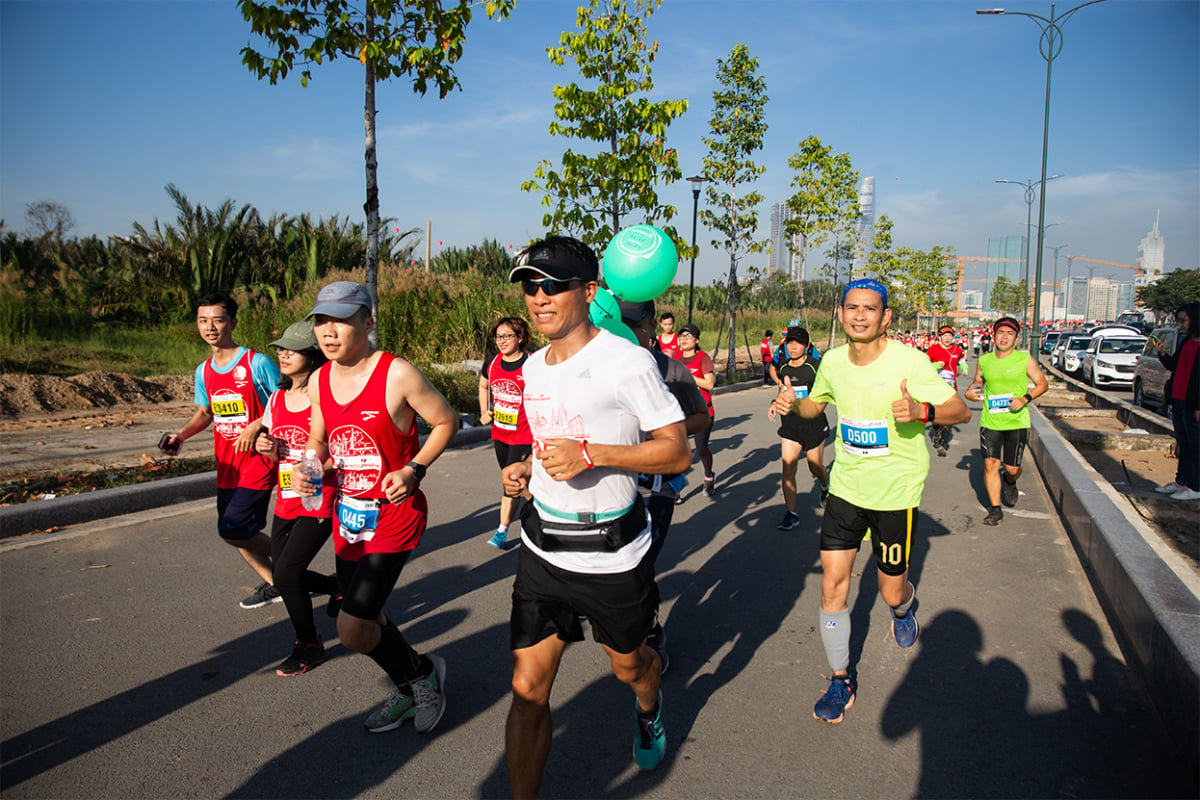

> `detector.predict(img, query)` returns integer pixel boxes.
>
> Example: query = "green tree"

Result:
[521,0,687,252]
[239,0,514,335]
[698,43,768,382]
[990,275,1026,317]
[1137,269,1200,322]
[783,136,860,323]
[865,214,899,285]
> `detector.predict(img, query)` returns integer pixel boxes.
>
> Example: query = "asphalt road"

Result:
[2,386,1194,799]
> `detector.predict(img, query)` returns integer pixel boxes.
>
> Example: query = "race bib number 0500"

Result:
[840,417,890,457]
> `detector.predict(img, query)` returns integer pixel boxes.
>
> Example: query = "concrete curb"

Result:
[0,423,496,539]
[1029,406,1199,773]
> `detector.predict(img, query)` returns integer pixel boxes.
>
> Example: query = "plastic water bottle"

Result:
[298,450,323,511]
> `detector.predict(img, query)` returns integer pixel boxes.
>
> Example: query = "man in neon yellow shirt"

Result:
[772,278,970,724]
[965,317,1048,526]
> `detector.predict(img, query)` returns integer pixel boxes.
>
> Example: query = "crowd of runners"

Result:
[161,238,1073,798]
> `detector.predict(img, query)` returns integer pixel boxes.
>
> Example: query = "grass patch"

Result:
[1,456,217,505]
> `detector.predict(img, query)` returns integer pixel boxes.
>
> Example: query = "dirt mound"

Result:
[0,373,192,419]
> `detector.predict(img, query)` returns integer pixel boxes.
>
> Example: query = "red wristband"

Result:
[579,440,595,469]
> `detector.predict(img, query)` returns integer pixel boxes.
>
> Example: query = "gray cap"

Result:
[269,320,318,351]
[307,281,372,320]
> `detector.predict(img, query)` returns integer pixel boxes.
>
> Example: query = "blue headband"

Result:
[841,278,889,308]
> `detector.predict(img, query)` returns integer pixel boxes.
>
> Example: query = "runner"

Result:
[501,236,690,795]
[964,317,1048,526]
[925,324,967,457]
[657,312,680,359]
[292,281,460,735]
[619,296,710,674]
[676,323,716,498]
[772,278,970,724]
[760,329,775,385]
[253,320,341,676]
[478,316,535,549]
[767,326,830,530]
[160,293,282,609]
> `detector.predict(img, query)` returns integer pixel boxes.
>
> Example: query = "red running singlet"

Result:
[204,350,275,490]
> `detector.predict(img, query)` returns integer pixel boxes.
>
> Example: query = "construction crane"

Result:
[1064,255,1143,277]
[943,256,1024,323]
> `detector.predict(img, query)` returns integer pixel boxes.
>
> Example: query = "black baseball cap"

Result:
[617,298,655,324]
[509,238,599,283]
[678,323,701,338]
[783,326,810,346]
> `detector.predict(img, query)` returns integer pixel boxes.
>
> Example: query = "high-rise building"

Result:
[1114,281,1134,314]
[1067,275,1089,321]
[851,176,875,276]
[1138,211,1165,278]
[769,202,793,276]
[1085,277,1118,321]
[985,236,1025,314]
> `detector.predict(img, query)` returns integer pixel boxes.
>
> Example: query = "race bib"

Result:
[793,386,810,399]
[337,495,381,543]
[840,416,890,457]
[493,406,519,430]
[938,369,956,387]
[986,393,1014,413]
[278,463,299,499]
[211,396,248,423]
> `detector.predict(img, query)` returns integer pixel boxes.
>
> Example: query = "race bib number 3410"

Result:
[840,417,890,457]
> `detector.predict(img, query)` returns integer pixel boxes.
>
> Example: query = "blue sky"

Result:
[2,0,1197,289]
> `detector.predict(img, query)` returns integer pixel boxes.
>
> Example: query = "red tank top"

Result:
[266,389,336,520]
[486,354,533,446]
[659,332,680,359]
[680,351,715,416]
[204,350,275,490]
[318,352,427,555]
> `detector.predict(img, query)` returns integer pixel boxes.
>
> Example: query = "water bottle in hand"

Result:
[298,449,323,511]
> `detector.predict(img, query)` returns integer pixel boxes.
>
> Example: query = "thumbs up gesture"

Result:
[891,378,925,423]
[770,376,796,419]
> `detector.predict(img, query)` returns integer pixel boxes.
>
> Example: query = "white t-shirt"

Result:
[522,328,684,573]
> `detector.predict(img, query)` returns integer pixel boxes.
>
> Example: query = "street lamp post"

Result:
[686,175,709,325]
[995,175,1063,339]
[980,0,1108,355]
[1047,242,1069,326]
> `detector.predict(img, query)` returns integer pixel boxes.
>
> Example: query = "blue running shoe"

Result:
[813,675,855,724]
[633,694,666,770]
[777,511,801,531]
[487,529,508,550]
[892,609,919,648]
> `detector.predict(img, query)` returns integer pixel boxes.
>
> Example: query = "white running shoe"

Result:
[1154,481,1183,494]
[1168,487,1200,501]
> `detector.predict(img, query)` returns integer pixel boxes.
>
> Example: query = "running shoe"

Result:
[1154,481,1183,494]
[364,686,416,733]
[982,507,1003,526]
[240,582,282,609]
[1169,487,1200,501]
[703,477,715,497]
[777,511,801,531]
[891,609,919,649]
[410,654,448,734]
[673,493,685,505]
[820,486,829,505]
[276,640,326,676]
[633,693,666,770]
[1002,479,1019,507]
[487,529,508,550]
[936,446,947,458]
[646,622,669,676]
[813,675,855,724]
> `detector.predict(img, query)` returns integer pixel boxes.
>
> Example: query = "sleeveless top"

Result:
[979,350,1032,431]
[204,350,275,490]
[265,389,336,520]
[485,354,533,445]
[318,353,427,555]
[680,351,715,416]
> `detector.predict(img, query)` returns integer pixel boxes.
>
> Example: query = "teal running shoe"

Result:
[633,694,666,770]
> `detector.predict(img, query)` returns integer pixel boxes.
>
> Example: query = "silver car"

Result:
[1058,334,1091,376]
[1082,333,1146,388]
[1133,326,1179,418]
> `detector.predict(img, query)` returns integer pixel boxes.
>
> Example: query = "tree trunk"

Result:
[726,254,738,384]
[363,1,381,347]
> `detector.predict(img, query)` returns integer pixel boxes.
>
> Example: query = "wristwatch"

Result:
[404,461,427,482]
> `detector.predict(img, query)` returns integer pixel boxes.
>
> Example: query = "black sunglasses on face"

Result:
[523,278,581,297]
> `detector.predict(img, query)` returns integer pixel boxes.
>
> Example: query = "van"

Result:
[1133,326,1179,418]
[1082,330,1146,388]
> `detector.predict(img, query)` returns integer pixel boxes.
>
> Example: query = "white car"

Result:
[1082,333,1146,388]
[1059,335,1091,375]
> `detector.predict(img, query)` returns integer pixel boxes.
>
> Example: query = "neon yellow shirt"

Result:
[810,339,956,510]
[979,350,1031,431]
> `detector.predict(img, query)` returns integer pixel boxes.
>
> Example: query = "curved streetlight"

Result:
[686,175,710,325]
[995,175,1063,334]
[979,0,1108,354]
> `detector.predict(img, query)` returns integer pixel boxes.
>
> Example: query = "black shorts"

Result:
[779,415,829,450]
[819,493,918,577]
[510,546,658,655]
[980,427,1028,467]
[494,440,533,470]
[216,487,272,541]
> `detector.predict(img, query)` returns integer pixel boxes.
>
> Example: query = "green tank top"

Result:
[980,350,1031,430]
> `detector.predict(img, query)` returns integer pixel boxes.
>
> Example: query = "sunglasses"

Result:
[523,278,581,297]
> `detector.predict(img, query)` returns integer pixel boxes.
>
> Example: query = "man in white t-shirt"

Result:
[501,235,690,797]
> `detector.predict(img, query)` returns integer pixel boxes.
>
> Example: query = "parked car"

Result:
[1082,331,1146,388]
[1057,334,1091,375]
[1041,330,1065,354]
[1133,326,1180,418]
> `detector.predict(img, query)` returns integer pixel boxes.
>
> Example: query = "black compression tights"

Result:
[270,515,338,644]
[336,552,424,684]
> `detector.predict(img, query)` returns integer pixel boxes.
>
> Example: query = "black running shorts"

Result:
[979,427,1028,468]
[820,494,918,577]
[494,440,533,470]
[510,547,658,654]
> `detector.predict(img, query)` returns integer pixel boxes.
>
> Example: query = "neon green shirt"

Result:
[979,350,1031,431]
[810,339,956,510]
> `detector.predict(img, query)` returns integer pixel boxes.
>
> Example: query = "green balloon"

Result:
[602,224,679,302]
[596,316,639,345]
[588,286,621,324]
